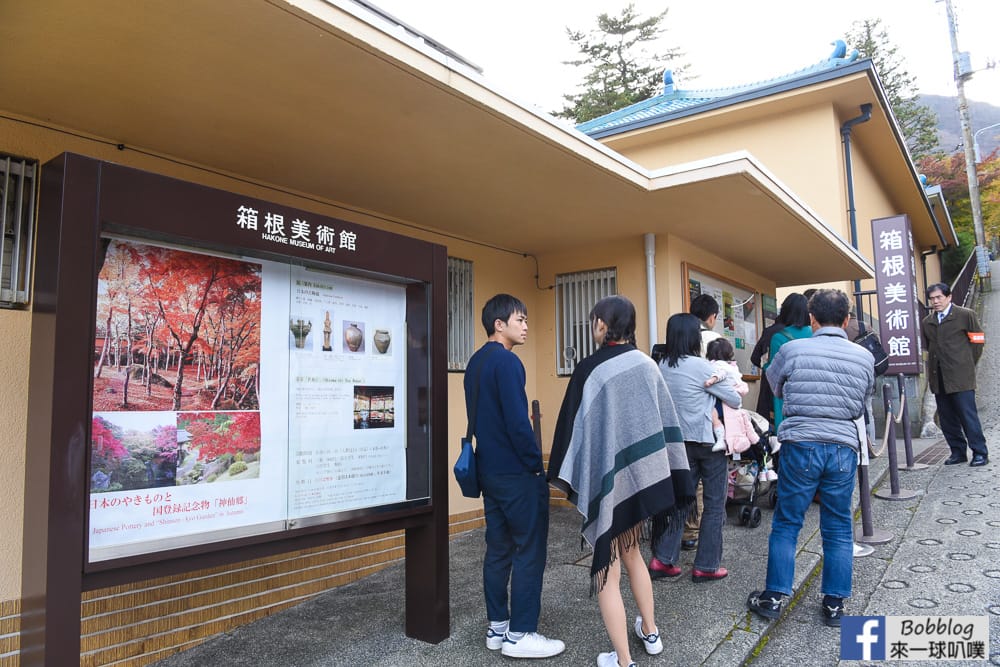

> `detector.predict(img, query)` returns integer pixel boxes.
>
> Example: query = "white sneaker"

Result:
[597,650,636,667]
[486,626,505,650]
[765,469,778,482]
[634,615,663,655]
[757,471,769,482]
[501,632,566,659]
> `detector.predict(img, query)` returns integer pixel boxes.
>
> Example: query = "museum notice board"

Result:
[23,154,449,664]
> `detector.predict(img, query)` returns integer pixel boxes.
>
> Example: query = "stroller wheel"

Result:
[739,506,751,526]
[768,486,778,509]
[748,507,763,528]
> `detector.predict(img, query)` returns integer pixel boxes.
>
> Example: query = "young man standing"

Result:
[690,294,722,357]
[746,289,875,627]
[922,283,988,467]
[464,294,564,659]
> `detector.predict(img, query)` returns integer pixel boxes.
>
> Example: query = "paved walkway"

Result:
[155,267,998,666]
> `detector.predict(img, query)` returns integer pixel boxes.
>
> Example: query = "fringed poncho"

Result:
[547,344,694,594]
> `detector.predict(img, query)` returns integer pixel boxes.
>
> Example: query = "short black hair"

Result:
[664,313,702,367]
[689,294,719,323]
[589,295,636,346]
[927,282,951,297]
[777,293,810,327]
[481,293,527,336]
[808,289,850,327]
[705,337,735,362]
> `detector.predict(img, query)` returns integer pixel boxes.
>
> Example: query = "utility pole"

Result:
[943,0,987,249]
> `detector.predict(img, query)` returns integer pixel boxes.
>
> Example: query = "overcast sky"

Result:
[371,0,1000,119]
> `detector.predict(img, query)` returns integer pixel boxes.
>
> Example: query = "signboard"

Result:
[871,215,922,375]
[975,245,990,275]
[28,155,450,653]
[684,265,759,369]
[88,239,411,560]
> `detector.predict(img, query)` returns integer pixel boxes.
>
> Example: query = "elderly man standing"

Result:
[922,283,988,467]
[746,289,874,627]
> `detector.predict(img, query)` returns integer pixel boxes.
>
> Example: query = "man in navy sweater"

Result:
[464,294,564,659]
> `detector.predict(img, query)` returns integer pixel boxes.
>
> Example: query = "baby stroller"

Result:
[726,410,779,528]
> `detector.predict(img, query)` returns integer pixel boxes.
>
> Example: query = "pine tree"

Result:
[556,4,686,124]
[846,18,939,159]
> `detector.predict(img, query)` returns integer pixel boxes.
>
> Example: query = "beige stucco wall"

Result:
[0,114,540,598]
[612,104,849,242]
[0,310,30,600]
[609,102,936,320]
[527,234,776,448]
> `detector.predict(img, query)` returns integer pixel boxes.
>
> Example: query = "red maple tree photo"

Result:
[92,240,262,412]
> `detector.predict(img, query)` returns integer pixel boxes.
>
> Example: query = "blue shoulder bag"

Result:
[454,346,497,498]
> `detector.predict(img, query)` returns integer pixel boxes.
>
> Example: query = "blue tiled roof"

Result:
[577,41,866,137]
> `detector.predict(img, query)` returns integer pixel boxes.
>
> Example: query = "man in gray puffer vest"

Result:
[747,289,875,628]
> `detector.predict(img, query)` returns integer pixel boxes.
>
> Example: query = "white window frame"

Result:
[447,256,475,371]
[555,267,617,375]
[1,153,38,308]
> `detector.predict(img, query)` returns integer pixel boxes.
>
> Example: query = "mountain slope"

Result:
[919,94,1000,157]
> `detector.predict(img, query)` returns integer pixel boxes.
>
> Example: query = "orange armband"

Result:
[968,331,985,344]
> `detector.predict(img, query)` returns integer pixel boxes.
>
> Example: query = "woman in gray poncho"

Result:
[548,296,694,667]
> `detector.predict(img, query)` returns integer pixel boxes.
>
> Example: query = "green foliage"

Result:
[941,230,976,284]
[556,4,686,123]
[228,461,248,476]
[117,457,149,489]
[206,473,218,483]
[846,18,939,159]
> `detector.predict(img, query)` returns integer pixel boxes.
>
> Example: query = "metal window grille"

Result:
[555,268,617,375]
[447,256,475,370]
[1,154,38,308]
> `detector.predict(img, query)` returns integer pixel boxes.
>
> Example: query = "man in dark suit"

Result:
[921,283,988,467]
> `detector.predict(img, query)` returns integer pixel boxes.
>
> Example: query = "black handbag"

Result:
[854,322,889,376]
[453,346,497,498]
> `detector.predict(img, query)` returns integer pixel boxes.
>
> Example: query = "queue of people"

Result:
[464,285,982,665]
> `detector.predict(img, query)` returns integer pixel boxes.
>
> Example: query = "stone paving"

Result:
[752,265,1000,666]
[154,264,999,667]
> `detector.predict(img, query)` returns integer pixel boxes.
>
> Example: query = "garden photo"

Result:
[90,412,180,493]
[176,411,262,484]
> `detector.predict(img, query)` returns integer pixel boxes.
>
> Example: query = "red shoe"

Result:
[648,557,682,579]
[691,567,728,582]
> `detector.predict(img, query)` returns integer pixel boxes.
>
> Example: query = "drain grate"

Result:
[913,440,950,465]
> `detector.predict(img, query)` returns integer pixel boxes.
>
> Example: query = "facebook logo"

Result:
[841,616,886,660]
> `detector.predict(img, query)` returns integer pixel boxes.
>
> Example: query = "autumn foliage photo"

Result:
[90,413,180,493]
[176,412,262,484]
[92,239,263,412]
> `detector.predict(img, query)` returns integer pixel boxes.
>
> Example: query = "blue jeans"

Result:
[479,471,549,632]
[765,440,857,598]
[653,443,727,571]
[936,390,988,458]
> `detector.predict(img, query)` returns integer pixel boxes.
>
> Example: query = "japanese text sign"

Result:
[871,215,921,375]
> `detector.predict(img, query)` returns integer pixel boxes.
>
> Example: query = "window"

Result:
[1,153,38,308]
[555,267,617,375]
[447,256,475,370]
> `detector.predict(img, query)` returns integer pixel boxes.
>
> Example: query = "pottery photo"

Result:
[289,318,312,349]
[344,322,364,352]
[373,329,391,354]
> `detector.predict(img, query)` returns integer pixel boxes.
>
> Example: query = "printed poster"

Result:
[281,266,407,520]
[88,239,408,561]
